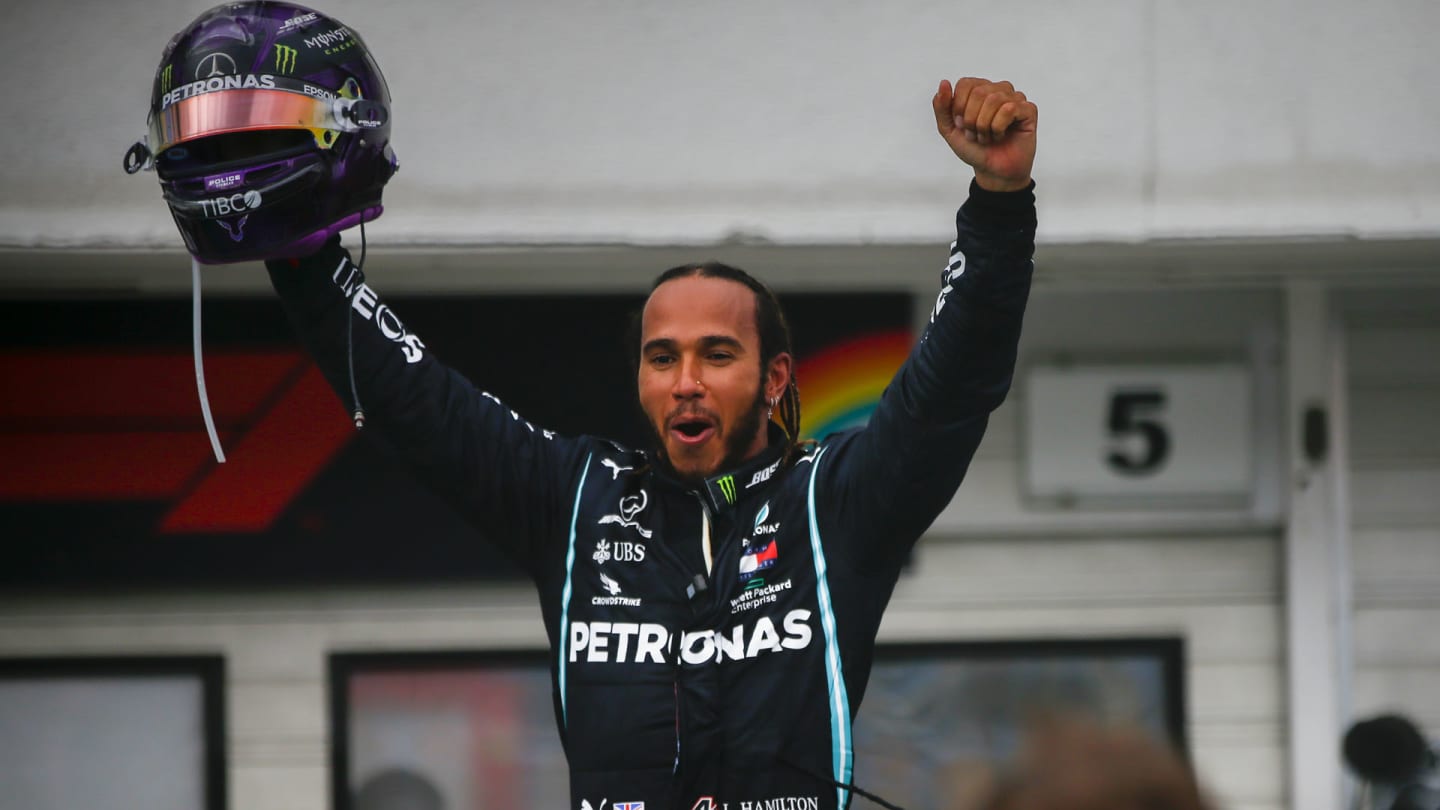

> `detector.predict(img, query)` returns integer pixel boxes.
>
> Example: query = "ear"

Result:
[765,352,793,402]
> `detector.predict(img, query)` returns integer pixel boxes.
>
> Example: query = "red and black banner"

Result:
[0,290,910,589]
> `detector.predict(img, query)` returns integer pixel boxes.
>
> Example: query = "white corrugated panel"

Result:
[1346,307,1440,735]
[889,286,1288,810]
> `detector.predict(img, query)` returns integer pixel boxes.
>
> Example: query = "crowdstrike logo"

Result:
[600,572,621,595]
[568,609,813,665]
[591,572,640,607]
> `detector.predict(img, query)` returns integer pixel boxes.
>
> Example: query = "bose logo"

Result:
[747,458,781,489]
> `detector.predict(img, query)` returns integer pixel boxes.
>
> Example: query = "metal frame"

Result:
[0,654,228,810]
[327,638,1186,809]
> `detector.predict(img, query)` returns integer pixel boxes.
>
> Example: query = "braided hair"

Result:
[633,261,813,466]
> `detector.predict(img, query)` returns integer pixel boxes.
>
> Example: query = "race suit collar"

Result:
[699,424,787,514]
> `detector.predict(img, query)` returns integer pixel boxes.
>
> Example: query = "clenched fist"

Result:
[933,77,1037,192]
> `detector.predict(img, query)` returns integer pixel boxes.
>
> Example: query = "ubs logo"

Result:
[594,538,646,564]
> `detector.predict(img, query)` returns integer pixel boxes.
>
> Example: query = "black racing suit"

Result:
[267,182,1036,810]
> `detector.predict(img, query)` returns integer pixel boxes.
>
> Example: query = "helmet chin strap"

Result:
[191,255,226,463]
[187,217,368,463]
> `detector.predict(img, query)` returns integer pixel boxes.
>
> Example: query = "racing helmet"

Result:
[124,1,397,263]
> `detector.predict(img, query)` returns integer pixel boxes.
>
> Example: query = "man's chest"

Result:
[564,475,823,666]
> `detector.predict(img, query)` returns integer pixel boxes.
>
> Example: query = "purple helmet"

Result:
[124,2,398,263]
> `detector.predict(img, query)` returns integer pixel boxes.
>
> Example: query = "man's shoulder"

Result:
[796,430,863,464]
[582,438,650,477]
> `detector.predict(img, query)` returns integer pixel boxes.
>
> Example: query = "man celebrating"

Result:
[270,76,1036,809]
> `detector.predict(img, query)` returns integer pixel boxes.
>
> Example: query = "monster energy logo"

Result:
[274,45,298,74]
[717,475,737,505]
[159,64,173,94]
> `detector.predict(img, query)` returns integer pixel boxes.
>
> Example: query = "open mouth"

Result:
[669,415,716,446]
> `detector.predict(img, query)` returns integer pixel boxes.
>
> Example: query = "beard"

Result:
[648,386,767,488]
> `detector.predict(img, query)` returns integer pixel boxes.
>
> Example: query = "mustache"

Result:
[664,405,720,430]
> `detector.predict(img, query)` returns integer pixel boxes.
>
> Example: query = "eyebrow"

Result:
[641,335,744,355]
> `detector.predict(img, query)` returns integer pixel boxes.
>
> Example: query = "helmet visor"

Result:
[150,83,385,154]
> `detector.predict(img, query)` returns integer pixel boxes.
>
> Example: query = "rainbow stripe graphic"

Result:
[796,329,912,441]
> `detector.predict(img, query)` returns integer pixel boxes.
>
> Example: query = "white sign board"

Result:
[1024,365,1253,503]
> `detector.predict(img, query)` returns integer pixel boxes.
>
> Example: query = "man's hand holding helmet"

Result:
[125,2,398,263]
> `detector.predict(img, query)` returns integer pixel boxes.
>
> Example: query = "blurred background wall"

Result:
[1,2,1438,810]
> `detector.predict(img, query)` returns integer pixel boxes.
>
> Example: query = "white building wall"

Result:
[900,286,1287,810]
[0,586,543,810]
[1,0,1437,248]
[1343,292,1440,744]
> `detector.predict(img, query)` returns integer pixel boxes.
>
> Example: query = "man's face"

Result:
[638,275,790,484]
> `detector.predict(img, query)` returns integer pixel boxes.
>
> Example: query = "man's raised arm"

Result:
[818,77,1038,561]
[266,241,586,572]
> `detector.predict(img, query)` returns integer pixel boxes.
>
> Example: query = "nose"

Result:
[673,357,704,400]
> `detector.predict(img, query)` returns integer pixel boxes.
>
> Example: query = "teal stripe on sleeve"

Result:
[805,446,853,806]
[557,452,592,727]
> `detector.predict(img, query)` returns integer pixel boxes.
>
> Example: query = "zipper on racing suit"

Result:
[674,496,716,775]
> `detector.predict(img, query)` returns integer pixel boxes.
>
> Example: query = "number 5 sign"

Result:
[1023,365,1254,503]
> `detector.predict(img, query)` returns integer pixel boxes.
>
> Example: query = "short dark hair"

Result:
[630,261,809,465]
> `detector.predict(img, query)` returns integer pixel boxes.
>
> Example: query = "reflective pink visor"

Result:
[150,87,347,153]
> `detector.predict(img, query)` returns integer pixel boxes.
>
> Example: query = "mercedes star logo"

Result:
[195,52,237,80]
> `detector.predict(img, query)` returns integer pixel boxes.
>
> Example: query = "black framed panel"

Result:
[0,655,227,810]
[330,650,562,810]
[854,638,1186,809]
[1,291,912,589]
[329,638,1184,810]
